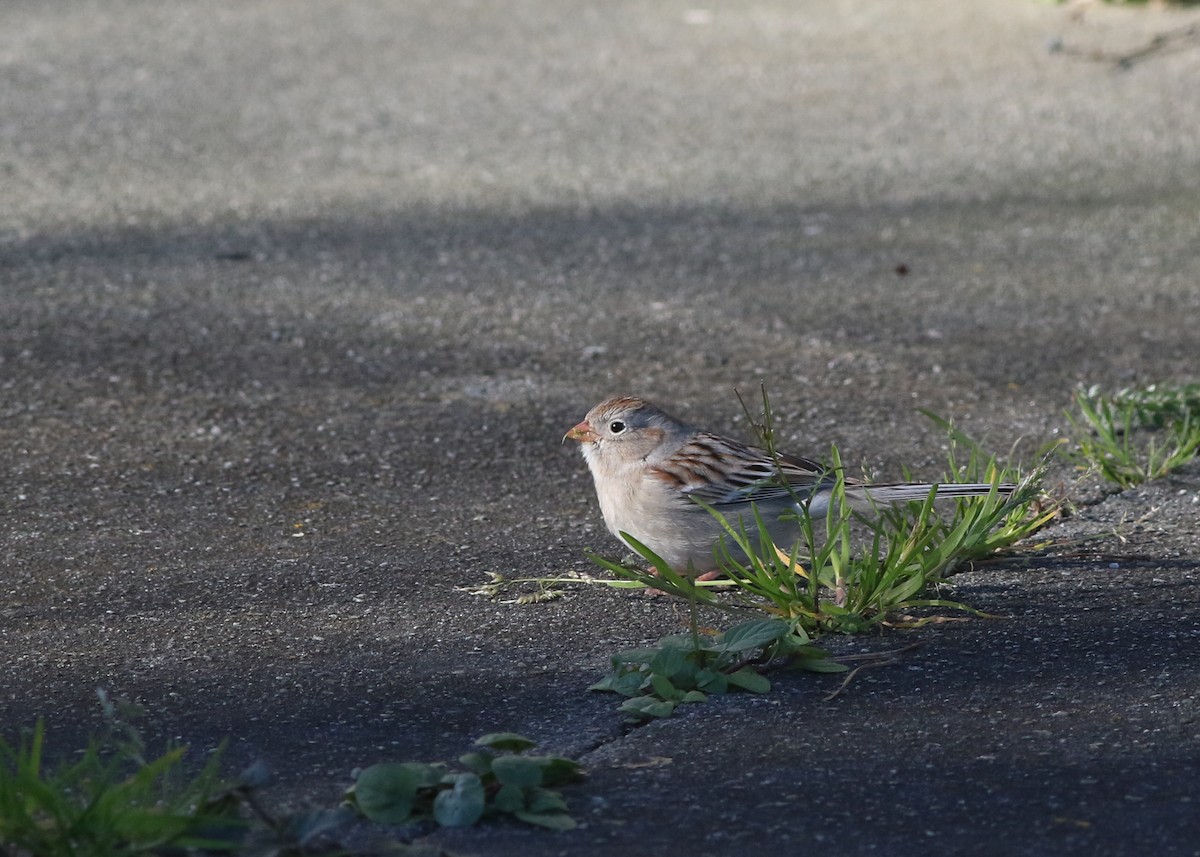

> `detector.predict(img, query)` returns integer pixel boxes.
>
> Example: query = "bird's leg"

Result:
[637,565,721,595]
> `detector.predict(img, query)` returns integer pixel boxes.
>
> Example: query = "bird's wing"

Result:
[649,432,833,508]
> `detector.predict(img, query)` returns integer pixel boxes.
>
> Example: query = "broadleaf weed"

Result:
[345,734,582,830]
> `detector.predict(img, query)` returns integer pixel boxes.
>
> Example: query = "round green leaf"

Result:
[493,782,526,813]
[475,733,537,752]
[457,751,493,776]
[491,754,543,788]
[534,756,582,787]
[433,773,486,827]
[353,762,440,825]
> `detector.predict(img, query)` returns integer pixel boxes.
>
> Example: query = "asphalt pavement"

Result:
[2,1,1200,855]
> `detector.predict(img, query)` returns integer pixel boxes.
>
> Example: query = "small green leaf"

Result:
[526,788,569,814]
[457,751,493,776]
[491,755,544,789]
[725,667,771,693]
[433,773,486,827]
[475,733,537,752]
[716,619,790,653]
[589,673,621,692]
[650,645,687,677]
[649,672,683,701]
[493,782,525,813]
[514,810,577,830]
[620,695,676,719]
[668,656,703,689]
[696,669,729,694]
[458,748,496,772]
[353,762,442,825]
[589,671,646,697]
[533,756,583,786]
[680,690,707,703]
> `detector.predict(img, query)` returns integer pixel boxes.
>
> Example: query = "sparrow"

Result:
[565,395,1010,573]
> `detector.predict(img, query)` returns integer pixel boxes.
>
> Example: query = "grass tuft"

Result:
[588,404,1057,639]
[0,694,239,857]
[1067,383,1200,488]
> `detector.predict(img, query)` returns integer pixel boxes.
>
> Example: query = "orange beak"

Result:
[563,420,598,444]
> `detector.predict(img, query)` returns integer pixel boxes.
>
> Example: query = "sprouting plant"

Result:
[345,733,582,831]
[589,618,846,720]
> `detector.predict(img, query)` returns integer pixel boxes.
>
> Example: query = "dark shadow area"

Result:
[3,197,1197,401]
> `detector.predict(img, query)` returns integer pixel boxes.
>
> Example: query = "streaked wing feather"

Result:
[649,432,833,508]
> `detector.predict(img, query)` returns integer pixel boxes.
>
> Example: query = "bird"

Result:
[564,395,1013,575]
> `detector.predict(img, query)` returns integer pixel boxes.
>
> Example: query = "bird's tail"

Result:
[855,482,1015,506]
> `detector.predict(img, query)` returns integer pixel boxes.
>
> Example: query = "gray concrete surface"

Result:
[2,1,1200,854]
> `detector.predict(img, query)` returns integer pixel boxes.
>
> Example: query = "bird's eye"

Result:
[609,420,626,435]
